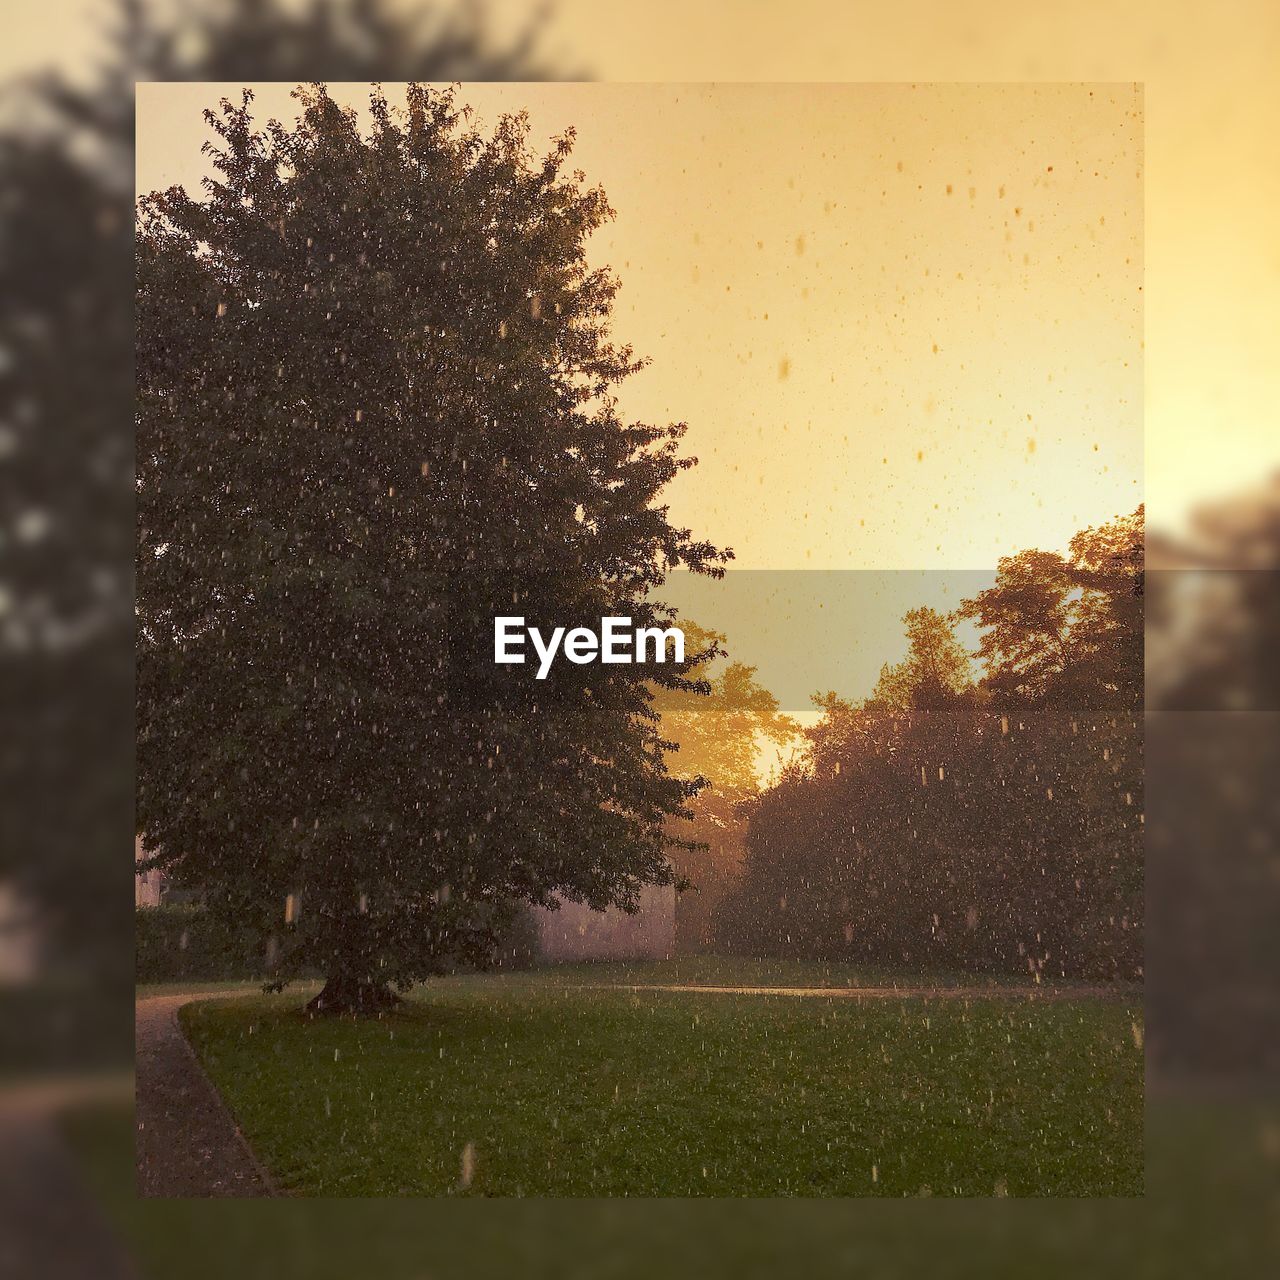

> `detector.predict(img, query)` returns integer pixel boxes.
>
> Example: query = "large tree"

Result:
[136,84,729,1012]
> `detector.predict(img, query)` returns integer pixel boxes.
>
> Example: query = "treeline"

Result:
[715,509,1143,981]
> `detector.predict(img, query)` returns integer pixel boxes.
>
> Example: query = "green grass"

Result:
[444,954,1124,991]
[136,978,323,1000]
[137,956,1111,1004]
[137,978,271,999]
[180,970,1143,1197]
[59,1098,1276,1279]
[137,955,1106,1003]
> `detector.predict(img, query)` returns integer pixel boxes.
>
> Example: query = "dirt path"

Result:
[587,982,1132,1000]
[135,992,275,1198]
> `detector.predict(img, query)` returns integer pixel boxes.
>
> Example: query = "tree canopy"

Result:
[956,506,1143,711]
[136,84,729,1011]
[719,510,1143,980]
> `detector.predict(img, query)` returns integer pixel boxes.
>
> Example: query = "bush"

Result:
[135,903,268,982]
[137,900,544,983]
[715,709,1143,982]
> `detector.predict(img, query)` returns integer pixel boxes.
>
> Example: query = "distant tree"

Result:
[1065,506,1144,708]
[654,622,797,795]
[719,516,1143,980]
[136,85,729,1012]
[870,606,974,713]
[653,622,797,950]
[955,508,1143,712]
[954,550,1076,704]
[805,608,976,780]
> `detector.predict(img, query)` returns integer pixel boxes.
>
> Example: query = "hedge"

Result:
[136,903,270,982]
[136,902,544,983]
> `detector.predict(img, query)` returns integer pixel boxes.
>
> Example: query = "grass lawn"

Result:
[136,978,282,999]
[137,955,1110,1003]
[68,1098,1279,1278]
[180,969,1143,1197]
[436,955,1126,992]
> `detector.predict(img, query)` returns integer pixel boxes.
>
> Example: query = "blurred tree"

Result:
[0,76,135,986]
[1146,484,1279,1078]
[136,85,728,1012]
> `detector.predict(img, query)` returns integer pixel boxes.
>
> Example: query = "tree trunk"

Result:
[305,971,399,1016]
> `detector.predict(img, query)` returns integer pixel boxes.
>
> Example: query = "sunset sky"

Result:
[137,82,1143,578]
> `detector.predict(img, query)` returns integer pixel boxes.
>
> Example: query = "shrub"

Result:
[135,903,268,982]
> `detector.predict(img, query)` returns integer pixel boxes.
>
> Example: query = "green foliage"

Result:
[135,85,727,1007]
[654,621,798,796]
[180,974,1143,1196]
[487,902,542,971]
[872,606,974,713]
[135,899,541,982]
[956,506,1143,712]
[135,903,272,982]
[653,621,798,950]
[719,512,1143,979]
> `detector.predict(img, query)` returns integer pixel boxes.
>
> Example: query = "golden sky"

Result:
[11,0,1280,546]
[137,82,1142,573]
